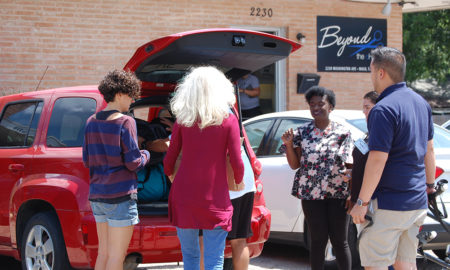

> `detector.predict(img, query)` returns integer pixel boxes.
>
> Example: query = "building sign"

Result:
[317,16,387,72]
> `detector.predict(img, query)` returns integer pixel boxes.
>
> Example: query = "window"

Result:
[347,118,368,133]
[268,118,310,156]
[433,125,450,149]
[46,98,96,147]
[244,119,273,155]
[0,101,43,147]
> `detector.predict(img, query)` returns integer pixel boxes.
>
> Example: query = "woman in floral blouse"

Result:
[280,86,353,270]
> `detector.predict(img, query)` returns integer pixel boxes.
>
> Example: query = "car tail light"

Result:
[81,224,89,244]
[251,158,262,178]
[435,166,444,179]
[253,179,265,206]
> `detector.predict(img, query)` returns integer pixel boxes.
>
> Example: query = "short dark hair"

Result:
[363,91,379,104]
[305,86,336,108]
[98,70,141,103]
[370,47,406,83]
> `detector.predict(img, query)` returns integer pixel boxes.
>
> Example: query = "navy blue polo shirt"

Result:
[368,82,433,211]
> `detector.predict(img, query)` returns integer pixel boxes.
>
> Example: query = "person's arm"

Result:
[281,128,302,170]
[242,87,260,97]
[239,76,260,97]
[163,122,182,177]
[122,118,150,171]
[82,134,89,168]
[350,150,388,224]
[227,115,245,184]
[147,138,170,152]
[424,139,436,194]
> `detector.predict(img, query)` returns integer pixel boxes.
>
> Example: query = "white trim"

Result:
[230,25,287,112]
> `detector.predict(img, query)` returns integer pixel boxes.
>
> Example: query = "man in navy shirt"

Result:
[350,47,436,270]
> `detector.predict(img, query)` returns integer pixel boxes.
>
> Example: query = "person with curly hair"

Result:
[82,70,150,270]
[164,66,244,270]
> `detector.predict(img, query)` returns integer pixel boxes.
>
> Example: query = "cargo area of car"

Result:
[138,201,169,216]
[130,96,173,216]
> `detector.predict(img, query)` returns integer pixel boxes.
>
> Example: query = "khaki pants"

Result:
[359,199,426,267]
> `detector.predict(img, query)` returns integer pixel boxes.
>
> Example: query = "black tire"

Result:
[20,212,72,270]
[123,255,140,270]
[223,257,233,270]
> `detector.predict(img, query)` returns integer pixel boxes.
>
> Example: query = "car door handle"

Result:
[9,164,24,173]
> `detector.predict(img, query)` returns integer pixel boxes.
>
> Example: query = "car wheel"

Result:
[20,212,72,270]
[123,255,140,270]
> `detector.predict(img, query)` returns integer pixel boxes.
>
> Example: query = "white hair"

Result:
[170,66,236,129]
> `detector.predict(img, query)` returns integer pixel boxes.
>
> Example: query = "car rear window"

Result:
[137,70,187,84]
[46,97,96,147]
[0,101,43,147]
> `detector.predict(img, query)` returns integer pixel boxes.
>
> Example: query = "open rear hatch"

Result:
[124,28,301,97]
[127,29,301,214]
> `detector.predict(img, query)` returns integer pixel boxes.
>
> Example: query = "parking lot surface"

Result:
[0,242,442,269]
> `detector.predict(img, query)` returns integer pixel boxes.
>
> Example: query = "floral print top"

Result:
[280,120,354,200]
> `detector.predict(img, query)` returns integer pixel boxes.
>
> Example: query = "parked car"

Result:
[244,109,450,262]
[0,28,301,270]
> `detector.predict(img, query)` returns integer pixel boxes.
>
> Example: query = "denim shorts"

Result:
[90,199,139,227]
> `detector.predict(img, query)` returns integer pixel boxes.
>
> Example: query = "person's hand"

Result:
[239,88,244,93]
[138,136,145,149]
[281,128,294,147]
[350,204,368,224]
[342,168,352,182]
[235,181,245,191]
[160,117,174,132]
[345,197,354,214]
[426,185,436,195]
[147,138,170,152]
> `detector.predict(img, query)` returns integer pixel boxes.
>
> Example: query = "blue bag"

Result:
[137,163,170,202]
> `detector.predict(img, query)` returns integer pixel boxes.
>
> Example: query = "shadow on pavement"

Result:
[0,255,21,270]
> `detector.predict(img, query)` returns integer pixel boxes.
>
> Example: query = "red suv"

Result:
[0,29,300,269]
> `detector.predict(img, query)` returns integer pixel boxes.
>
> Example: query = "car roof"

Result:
[0,85,100,100]
[244,109,365,122]
[243,110,366,139]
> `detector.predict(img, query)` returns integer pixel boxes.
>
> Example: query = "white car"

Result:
[244,109,450,262]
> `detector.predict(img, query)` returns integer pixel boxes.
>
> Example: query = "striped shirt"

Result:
[82,113,150,202]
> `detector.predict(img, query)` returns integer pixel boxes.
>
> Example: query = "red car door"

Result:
[0,96,44,246]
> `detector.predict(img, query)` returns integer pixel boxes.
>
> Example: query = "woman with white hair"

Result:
[163,66,244,270]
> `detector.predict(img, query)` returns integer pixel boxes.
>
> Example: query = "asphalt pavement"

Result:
[0,242,443,269]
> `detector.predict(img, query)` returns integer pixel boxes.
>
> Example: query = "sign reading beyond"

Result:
[317,16,387,73]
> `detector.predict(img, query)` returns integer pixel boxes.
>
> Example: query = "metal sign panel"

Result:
[317,16,387,72]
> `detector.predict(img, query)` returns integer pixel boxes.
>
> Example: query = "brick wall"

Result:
[0,0,402,109]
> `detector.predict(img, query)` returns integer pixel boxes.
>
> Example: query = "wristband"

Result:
[426,183,435,188]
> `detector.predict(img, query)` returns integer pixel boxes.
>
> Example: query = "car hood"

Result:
[124,28,301,97]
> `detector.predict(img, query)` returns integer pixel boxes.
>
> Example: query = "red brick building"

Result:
[0,0,403,111]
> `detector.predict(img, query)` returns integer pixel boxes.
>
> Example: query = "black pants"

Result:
[302,199,351,270]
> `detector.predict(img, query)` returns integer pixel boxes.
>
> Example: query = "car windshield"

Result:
[433,125,450,149]
[346,118,368,133]
[347,118,450,149]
